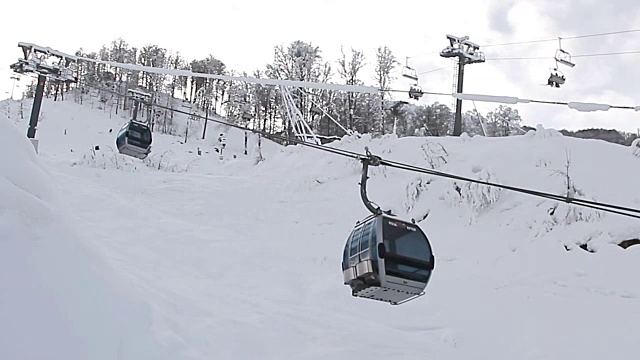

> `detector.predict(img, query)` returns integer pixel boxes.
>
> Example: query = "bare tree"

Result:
[374,46,398,134]
[337,46,366,130]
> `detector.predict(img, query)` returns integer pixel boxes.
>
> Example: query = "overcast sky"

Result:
[2,0,640,132]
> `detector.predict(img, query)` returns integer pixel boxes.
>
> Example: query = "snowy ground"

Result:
[2,95,640,359]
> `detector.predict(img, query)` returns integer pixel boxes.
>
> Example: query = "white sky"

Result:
[2,0,640,132]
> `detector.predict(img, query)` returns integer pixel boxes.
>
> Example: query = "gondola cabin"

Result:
[116,120,152,159]
[342,213,435,305]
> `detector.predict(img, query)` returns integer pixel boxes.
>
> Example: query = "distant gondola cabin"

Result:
[116,120,152,159]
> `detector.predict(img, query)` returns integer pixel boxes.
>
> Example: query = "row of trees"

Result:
[557,128,639,146]
[22,37,640,145]
[48,38,527,138]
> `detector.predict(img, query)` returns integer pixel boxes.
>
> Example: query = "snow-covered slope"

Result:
[2,95,640,359]
[0,111,174,360]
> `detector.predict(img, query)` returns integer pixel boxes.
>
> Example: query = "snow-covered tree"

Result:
[337,46,366,130]
[486,105,522,136]
[266,40,331,136]
[224,71,252,124]
[426,102,453,136]
[138,44,167,92]
[166,51,188,99]
[190,56,226,110]
[251,69,279,132]
[462,109,487,136]
[374,46,398,134]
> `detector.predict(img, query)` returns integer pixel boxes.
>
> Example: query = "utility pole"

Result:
[10,75,20,99]
[202,99,209,140]
[440,34,485,136]
[242,110,251,155]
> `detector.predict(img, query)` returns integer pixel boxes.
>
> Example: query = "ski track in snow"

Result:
[2,96,640,360]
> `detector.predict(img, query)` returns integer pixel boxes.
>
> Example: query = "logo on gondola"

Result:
[387,220,417,231]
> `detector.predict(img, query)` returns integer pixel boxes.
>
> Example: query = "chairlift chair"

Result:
[115,120,152,159]
[555,49,575,68]
[402,57,419,82]
[402,66,419,82]
[341,149,435,305]
[554,38,575,68]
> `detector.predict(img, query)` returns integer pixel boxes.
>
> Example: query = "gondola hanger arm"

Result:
[359,147,393,216]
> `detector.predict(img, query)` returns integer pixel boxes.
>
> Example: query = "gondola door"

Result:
[377,217,434,295]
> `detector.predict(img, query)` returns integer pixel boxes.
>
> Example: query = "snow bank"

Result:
[0,114,170,360]
[567,102,611,112]
[525,124,563,138]
[631,138,640,157]
[10,94,640,360]
[452,92,530,104]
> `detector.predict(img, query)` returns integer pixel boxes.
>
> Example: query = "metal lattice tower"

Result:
[440,34,485,136]
[279,86,321,145]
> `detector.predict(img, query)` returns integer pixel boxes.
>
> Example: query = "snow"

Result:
[452,94,630,114]
[567,102,612,112]
[631,138,640,157]
[2,95,640,360]
[452,92,530,104]
[525,124,564,138]
[0,112,173,359]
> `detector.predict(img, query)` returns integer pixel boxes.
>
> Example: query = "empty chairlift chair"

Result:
[116,120,152,159]
[341,148,435,305]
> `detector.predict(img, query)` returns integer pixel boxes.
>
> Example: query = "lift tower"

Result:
[10,43,77,146]
[440,35,485,136]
